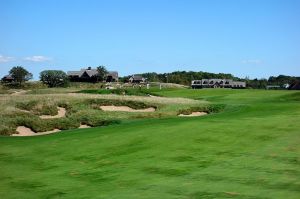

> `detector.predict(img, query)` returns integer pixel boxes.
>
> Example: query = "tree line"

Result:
[122,71,236,85]
[124,71,300,88]
[1,66,300,89]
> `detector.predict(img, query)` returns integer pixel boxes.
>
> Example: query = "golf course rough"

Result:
[0,89,300,199]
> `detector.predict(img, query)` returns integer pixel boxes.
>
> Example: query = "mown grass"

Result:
[0,89,299,198]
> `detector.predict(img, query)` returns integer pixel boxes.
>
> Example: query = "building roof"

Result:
[2,75,14,79]
[107,71,118,79]
[84,69,98,77]
[289,81,300,90]
[67,68,119,80]
[67,71,83,76]
[191,79,246,87]
[130,75,144,81]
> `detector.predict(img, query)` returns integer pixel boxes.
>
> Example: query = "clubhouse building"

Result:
[67,67,118,82]
[191,79,246,89]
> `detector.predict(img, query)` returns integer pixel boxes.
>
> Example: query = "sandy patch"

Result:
[39,107,66,119]
[11,90,28,96]
[178,112,208,117]
[79,124,91,129]
[12,126,61,136]
[16,108,31,113]
[100,105,155,112]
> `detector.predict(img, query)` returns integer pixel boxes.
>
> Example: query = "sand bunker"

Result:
[12,124,91,136]
[79,124,91,129]
[11,90,28,96]
[178,112,208,117]
[100,105,155,112]
[12,126,61,136]
[40,107,66,119]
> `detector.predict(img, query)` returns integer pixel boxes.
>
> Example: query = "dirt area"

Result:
[178,112,208,117]
[16,108,30,113]
[39,107,66,119]
[12,124,92,136]
[79,124,91,128]
[100,105,155,112]
[11,90,28,96]
[12,126,61,136]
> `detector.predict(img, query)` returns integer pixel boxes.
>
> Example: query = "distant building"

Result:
[191,79,246,89]
[106,71,118,82]
[266,85,281,90]
[129,75,146,83]
[67,67,118,82]
[288,81,300,90]
[266,84,291,90]
[1,75,14,83]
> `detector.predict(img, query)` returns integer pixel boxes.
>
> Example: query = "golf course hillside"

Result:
[0,89,300,199]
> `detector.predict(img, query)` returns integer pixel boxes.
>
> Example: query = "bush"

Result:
[39,105,58,116]
[0,125,15,135]
[85,119,120,127]
[57,102,72,110]
[15,117,52,132]
[51,118,79,130]
[16,101,58,116]
[178,104,225,115]
[16,100,38,111]
[40,70,69,87]
[69,109,121,127]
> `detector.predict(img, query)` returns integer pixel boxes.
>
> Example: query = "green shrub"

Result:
[16,100,38,111]
[86,119,120,127]
[15,117,52,132]
[0,125,15,135]
[39,105,58,116]
[178,104,225,115]
[57,102,72,109]
[51,118,79,130]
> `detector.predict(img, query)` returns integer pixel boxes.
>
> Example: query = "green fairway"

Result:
[0,89,300,198]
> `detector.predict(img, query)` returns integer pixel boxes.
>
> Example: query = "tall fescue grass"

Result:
[0,92,204,135]
[178,104,226,115]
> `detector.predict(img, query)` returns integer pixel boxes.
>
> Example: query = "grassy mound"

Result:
[0,93,200,135]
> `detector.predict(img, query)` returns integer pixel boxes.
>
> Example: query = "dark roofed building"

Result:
[67,67,118,82]
[106,71,118,82]
[191,79,246,89]
[288,81,300,90]
[1,75,14,82]
[129,75,146,83]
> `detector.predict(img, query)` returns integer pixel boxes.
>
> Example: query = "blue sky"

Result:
[0,0,299,79]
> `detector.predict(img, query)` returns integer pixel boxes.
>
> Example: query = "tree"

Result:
[40,70,69,87]
[96,66,108,82]
[9,66,32,86]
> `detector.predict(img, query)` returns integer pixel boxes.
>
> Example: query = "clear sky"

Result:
[0,0,299,79]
